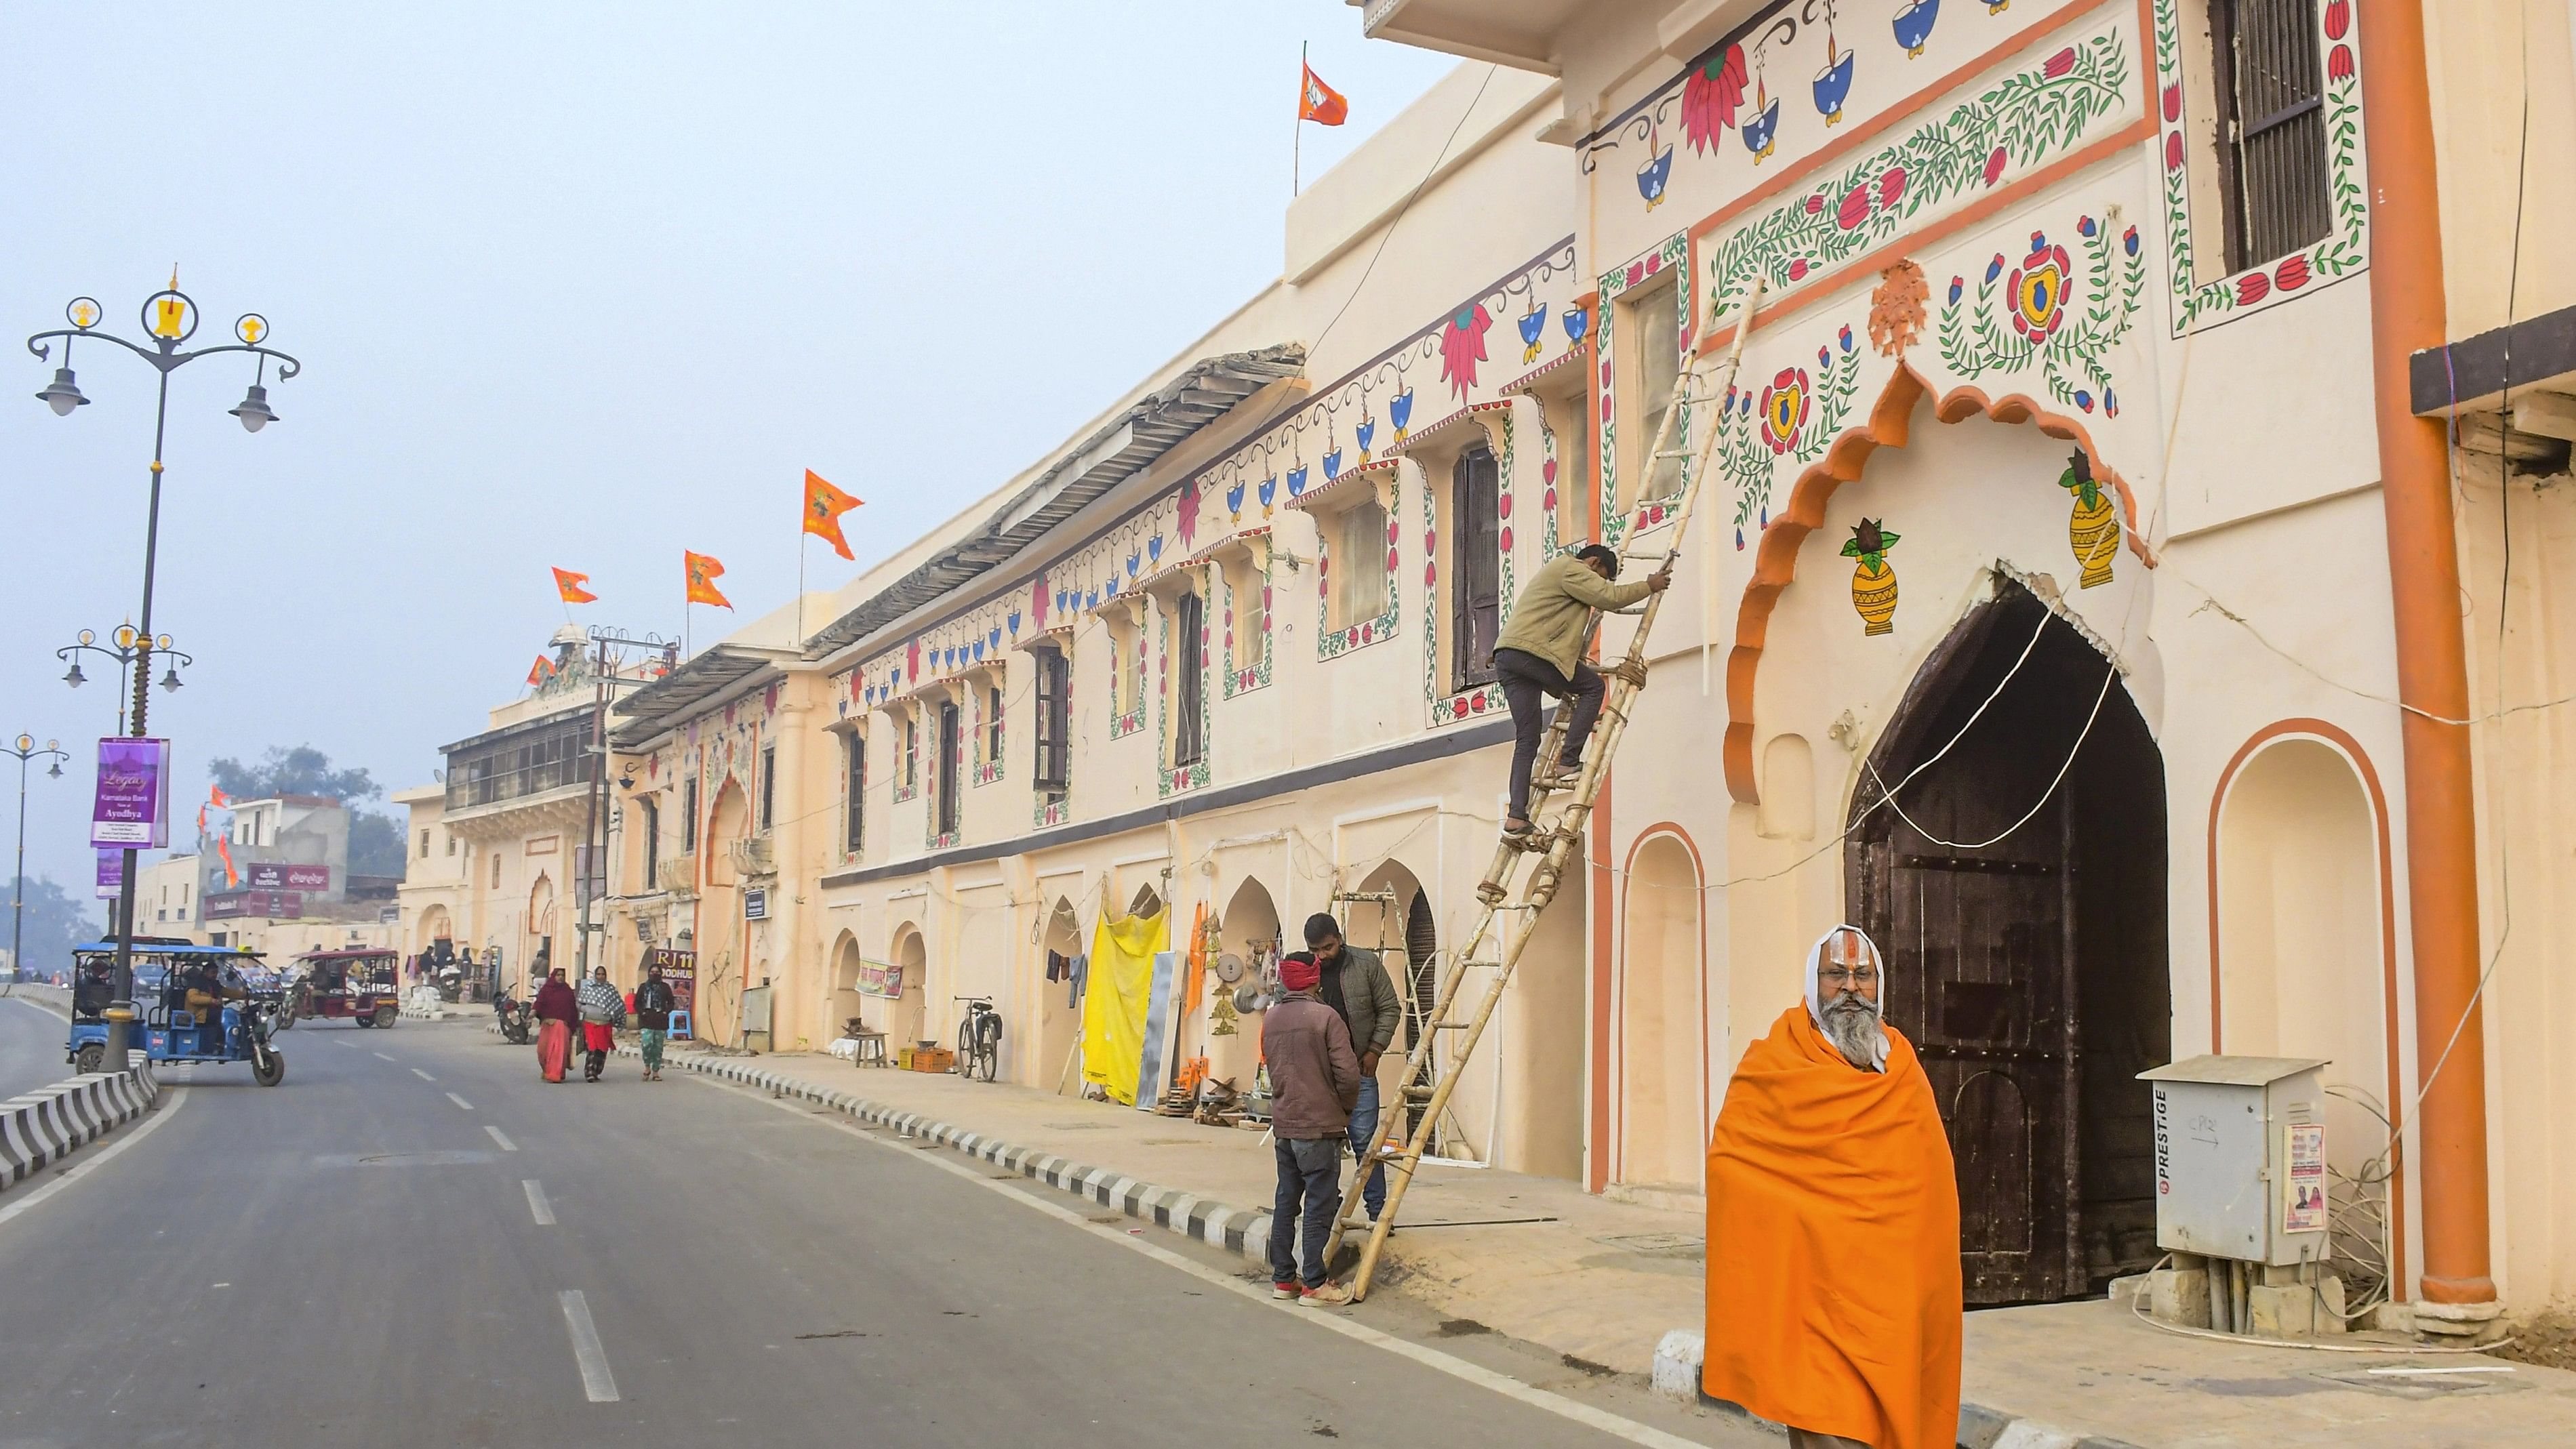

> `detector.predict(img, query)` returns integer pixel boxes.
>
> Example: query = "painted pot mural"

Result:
[1813,36,1855,125]
[2059,451,2118,588]
[1843,518,1901,636]
[1894,0,1941,57]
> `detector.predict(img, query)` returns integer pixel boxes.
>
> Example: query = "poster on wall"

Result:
[853,959,905,999]
[658,948,698,1040]
[2282,1122,2327,1234]
[90,737,169,847]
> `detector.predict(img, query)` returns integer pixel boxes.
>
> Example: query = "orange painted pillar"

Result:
[2358,0,2493,1305]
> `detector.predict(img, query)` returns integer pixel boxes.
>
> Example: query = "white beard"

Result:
[1820,990,1883,1070]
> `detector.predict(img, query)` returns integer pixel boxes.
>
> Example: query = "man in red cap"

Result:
[1262,950,1362,1305]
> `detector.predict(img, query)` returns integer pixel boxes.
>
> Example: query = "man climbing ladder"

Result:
[1326,277,1768,1302]
[1495,543,1670,841]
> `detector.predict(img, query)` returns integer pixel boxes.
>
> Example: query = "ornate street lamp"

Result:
[5,735,71,987]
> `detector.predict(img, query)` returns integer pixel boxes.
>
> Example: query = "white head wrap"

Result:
[1804,924,1889,1072]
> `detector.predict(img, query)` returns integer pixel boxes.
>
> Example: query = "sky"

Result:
[0,3,1456,907]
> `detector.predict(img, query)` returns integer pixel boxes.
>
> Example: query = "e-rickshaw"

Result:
[289,947,403,1028]
[63,940,287,1086]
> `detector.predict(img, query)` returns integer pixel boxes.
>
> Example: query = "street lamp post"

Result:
[5,736,70,989]
[28,283,300,1067]
[57,627,193,737]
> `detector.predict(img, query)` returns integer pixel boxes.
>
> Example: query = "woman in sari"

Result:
[533,967,579,1082]
[576,966,623,1082]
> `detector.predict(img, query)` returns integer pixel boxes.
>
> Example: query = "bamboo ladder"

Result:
[1325,278,1769,1301]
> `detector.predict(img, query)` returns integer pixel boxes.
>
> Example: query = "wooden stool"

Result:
[851,1029,888,1067]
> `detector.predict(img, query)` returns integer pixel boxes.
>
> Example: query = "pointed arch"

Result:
[1722,359,2158,802]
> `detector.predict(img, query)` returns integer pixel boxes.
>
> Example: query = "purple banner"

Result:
[90,738,169,848]
[94,849,123,900]
[244,862,331,893]
[204,889,303,920]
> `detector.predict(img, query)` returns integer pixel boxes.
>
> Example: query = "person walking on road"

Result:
[1491,544,1670,841]
[632,962,677,1081]
[1304,913,1401,1223]
[1702,925,1962,1449]
[577,966,622,1083]
[532,967,578,1084]
[1263,950,1361,1305]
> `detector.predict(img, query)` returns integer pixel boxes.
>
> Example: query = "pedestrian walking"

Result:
[1303,912,1401,1223]
[532,967,578,1084]
[1262,950,1361,1305]
[633,961,677,1081]
[1702,925,1961,1449]
[1490,544,1670,840]
[577,966,622,1082]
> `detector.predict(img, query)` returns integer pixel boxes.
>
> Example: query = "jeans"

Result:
[1496,647,1605,821]
[639,1028,666,1072]
[1346,1076,1388,1219]
[1269,1137,1344,1288]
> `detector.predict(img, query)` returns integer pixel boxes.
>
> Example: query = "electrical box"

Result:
[2137,1055,2331,1267]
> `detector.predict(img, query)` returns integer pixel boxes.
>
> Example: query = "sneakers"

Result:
[1271,1281,1300,1301]
[1301,1281,1355,1306]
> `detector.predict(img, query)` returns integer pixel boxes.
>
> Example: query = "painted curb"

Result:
[0,1060,161,1193]
[1647,1328,2144,1449]
[618,1047,1295,1275]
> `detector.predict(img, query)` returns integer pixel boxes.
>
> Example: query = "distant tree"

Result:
[347,810,408,880]
[206,744,380,803]
[3,876,102,981]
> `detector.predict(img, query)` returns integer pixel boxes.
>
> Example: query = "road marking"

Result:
[0,1087,190,1232]
[523,1179,557,1225]
[485,1124,518,1151]
[372,1051,396,1062]
[721,1080,1708,1449]
[558,1290,620,1402]
[445,1092,474,1111]
[333,1040,357,1050]
[411,1068,435,1082]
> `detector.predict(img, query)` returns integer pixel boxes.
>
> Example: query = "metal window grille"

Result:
[902,716,918,792]
[758,744,776,832]
[987,685,1004,761]
[1452,445,1502,690]
[444,717,595,809]
[1033,647,1070,790]
[2219,0,2331,272]
[1175,591,1205,767]
[843,733,865,854]
[936,701,962,836]
[682,777,698,852]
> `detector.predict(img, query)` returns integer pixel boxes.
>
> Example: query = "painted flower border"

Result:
[2153,0,2368,334]
[1110,617,1148,739]
[1595,232,1694,549]
[1315,475,1403,662]
[1426,409,1526,729]
[1221,548,1273,700]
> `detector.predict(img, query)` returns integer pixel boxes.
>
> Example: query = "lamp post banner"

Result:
[95,849,123,899]
[89,737,169,847]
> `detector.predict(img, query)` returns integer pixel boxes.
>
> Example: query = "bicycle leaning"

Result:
[952,996,1001,1083]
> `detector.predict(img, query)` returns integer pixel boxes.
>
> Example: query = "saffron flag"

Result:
[802,470,864,561]
[209,784,230,808]
[1298,62,1348,125]
[527,655,557,687]
[685,550,733,609]
[552,567,598,604]
[216,835,239,887]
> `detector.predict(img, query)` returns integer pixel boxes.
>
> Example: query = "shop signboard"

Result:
[204,889,304,920]
[654,948,698,1040]
[743,886,768,921]
[90,737,169,848]
[245,862,331,892]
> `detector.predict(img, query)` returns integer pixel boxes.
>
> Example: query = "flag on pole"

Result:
[685,550,733,609]
[527,655,557,687]
[209,784,230,809]
[802,470,864,561]
[1298,62,1348,125]
[216,835,240,887]
[552,567,598,604]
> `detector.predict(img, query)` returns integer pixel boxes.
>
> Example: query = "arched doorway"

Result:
[700,779,749,1043]
[1211,878,1281,1090]
[415,904,453,957]
[888,922,927,1049]
[525,874,557,998]
[1846,576,2168,1304]
[1037,898,1085,1095]
[1619,833,1704,1192]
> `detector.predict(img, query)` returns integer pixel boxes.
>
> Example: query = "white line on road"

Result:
[721,1080,1708,1449]
[0,1088,189,1231]
[333,1040,357,1050]
[372,1051,395,1062]
[558,1290,620,1402]
[485,1124,518,1151]
[411,1068,435,1082]
[523,1179,557,1225]
[445,1092,474,1111]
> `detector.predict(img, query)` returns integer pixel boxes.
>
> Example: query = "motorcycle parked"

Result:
[495,994,535,1046]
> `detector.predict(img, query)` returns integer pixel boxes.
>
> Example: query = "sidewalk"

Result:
[643,1044,2576,1447]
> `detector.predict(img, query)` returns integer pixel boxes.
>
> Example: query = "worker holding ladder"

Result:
[1493,542,1671,842]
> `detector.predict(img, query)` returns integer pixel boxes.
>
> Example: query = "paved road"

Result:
[0,1017,1763,1447]
[0,998,75,1102]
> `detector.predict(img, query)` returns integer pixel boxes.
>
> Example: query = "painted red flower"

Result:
[1983,145,2008,186]
[2166,132,2186,171]
[2325,0,2350,40]
[2327,44,2354,81]
[1788,258,1811,281]
[1880,166,1907,209]
[1626,261,1645,288]
[2162,83,2182,123]
[2275,255,2310,291]
[1806,194,1826,215]
[1439,301,1493,402]
[2043,47,2076,79]
[1681,44,1749,154]
[1836,184,1871,230]
[2238,271,2270,306]
[1758,366,1811,455]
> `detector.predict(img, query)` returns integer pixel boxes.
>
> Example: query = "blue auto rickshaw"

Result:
[64,940,287,1086]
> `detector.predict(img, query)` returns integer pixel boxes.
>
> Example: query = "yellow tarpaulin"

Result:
[1081,905,1167,1105]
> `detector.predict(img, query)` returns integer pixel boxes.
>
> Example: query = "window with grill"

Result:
[902,714,919,792]
[2215,0,2330,272]
[935,701,962,836]
[682,776,698,852]
[1033,647,1070,790]
[1624,280,1683,504]
[987,685,1004,763]
[842,732,864,854]
[1451,445,1502,691]
[1174,591,1205,767]
[758,743,776,832]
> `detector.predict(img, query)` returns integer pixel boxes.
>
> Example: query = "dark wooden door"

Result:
[1855,794,2082,1303]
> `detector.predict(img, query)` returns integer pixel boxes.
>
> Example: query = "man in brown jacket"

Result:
[1263,950,1362,1305]
[1492,543,1670,839]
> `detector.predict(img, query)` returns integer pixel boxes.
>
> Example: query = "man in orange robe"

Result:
[1704,925,1962,1449]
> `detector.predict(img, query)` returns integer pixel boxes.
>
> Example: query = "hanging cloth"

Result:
[1079,906,1167,1105]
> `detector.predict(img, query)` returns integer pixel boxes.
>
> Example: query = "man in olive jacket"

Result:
[1491,543,1670,838]
[1306,912,1403,1222]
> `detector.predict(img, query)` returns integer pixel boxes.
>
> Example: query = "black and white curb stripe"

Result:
[0,1061,163,1191]
[1650,1330,2146,1449]
[620,1048,1288,1269]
